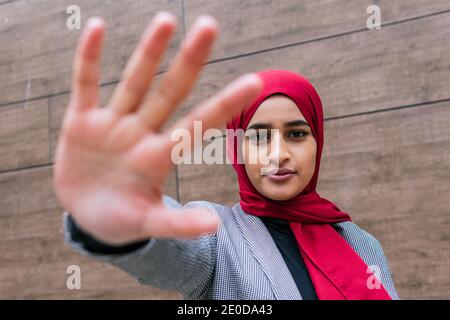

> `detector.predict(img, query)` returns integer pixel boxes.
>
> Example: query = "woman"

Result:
[56,12,399,300]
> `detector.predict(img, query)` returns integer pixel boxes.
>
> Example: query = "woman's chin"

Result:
[258,178,308,201]
[260,185,299,201]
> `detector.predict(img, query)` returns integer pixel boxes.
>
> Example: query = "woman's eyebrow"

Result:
[247,119,309,130]
[246,123,271,130]
[284,119,310,127]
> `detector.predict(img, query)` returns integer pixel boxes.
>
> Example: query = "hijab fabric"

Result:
[225,69,391,300]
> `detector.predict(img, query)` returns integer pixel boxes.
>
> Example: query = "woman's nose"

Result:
[267,133,290,166]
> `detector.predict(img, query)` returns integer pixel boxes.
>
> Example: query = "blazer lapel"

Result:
[232,203,303,300]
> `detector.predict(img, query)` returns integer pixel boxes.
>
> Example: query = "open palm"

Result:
[53,11,263,246]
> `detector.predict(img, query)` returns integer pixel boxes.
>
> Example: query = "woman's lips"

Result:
[265,170,297,182]
[267,173,296,182]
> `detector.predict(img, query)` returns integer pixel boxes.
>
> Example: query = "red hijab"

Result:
[225,69,391,300]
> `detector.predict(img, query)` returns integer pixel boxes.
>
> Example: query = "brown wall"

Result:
[0,0,449,299]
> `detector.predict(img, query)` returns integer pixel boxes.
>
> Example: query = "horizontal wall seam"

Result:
[0,9,449,109]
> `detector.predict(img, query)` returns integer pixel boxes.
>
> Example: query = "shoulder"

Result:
[181,201,245,239]
[333,221,383,250]
[332,221,389,267]
[182,200,235,225]
[162,196,232,218]
[334,221,400,299]
[182,200,232,214]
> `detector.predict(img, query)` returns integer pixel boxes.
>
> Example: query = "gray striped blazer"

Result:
[63,195,400,300]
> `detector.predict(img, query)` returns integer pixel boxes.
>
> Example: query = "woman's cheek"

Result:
[299,144,317,181]
[252,164,263,183]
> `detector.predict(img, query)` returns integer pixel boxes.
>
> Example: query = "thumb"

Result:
[140,205,220,239]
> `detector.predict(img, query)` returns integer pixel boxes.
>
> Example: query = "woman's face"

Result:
[242,94,317,201]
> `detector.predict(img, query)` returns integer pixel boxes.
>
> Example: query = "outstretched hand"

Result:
[53,11,263,246]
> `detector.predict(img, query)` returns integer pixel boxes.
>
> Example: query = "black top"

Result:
[68,214,318,299]
[259,216,318,300]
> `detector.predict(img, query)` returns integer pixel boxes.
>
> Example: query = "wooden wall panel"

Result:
[0,99,49,172]
[318,101,450,299]
[175,11,450,134]
[0,0,183,106]
[185,0,450,61]
[178,138,238,206]
[0,166,180,299]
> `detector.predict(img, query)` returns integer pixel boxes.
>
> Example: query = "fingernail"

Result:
[240,73,261,83]
[154,11,176,24]
[86,17,103,28]
[236,73,263,88]
[194,15,218,29]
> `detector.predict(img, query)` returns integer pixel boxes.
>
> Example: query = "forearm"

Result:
[62,196,218,297]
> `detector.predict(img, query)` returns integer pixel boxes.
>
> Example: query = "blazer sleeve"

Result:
[62,195,218,298]
[364,231,401,300]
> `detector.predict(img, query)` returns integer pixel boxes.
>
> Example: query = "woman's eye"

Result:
[288,130,308,139]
